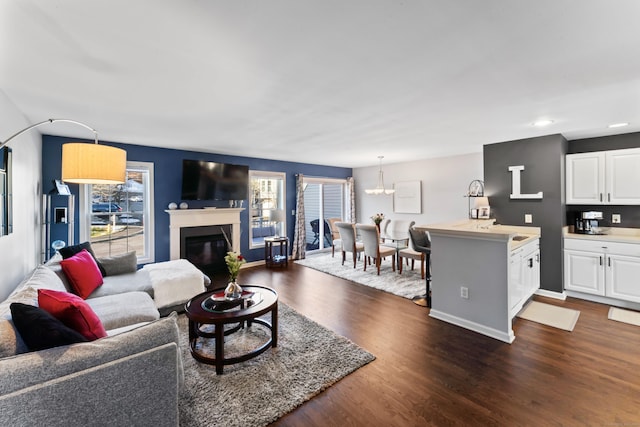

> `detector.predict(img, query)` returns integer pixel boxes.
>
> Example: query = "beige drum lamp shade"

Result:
[62,143,126,184]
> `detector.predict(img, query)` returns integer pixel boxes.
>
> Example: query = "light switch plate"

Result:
[525,214,533,224]
[612,214,621,224]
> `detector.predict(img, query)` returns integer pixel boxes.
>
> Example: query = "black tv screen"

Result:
[181,159,249,201]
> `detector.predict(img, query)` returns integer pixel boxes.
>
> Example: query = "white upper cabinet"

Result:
[566,152,605,204]
[566,148,640,205]
[606,149,640,204]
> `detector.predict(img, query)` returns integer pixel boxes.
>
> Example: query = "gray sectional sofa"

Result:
[0,253,209,426]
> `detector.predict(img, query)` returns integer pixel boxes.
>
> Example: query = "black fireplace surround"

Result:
[180,224,232,280]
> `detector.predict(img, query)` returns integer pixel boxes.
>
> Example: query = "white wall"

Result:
[0,91,42,300]
[353,152,483,227]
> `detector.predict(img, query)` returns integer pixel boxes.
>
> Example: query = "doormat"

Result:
[517,301,580,332]
[608,306,640,327]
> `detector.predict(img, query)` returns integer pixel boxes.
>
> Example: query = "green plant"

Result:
[225,251,246,282]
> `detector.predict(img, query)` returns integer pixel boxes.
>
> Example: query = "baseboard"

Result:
[429,309,515,344]
[535,288,567,300]
[565,290,640,311]
[243,260,265,268]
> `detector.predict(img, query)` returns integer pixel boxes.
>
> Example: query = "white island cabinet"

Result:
[420,220,540,344]
[510,239,540,318]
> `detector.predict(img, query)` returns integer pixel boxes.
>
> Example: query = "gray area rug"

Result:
[295,251,425,299]
[178,303,375,427]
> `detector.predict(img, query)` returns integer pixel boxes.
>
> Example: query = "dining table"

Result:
[380,231,410,270]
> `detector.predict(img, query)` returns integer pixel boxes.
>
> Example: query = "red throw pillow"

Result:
[60,249,103,299]
[38,289,107,340]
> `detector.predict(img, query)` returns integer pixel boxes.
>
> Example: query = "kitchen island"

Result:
[418,220,541,343]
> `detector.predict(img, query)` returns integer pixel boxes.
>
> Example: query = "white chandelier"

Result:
[364,156,395,195]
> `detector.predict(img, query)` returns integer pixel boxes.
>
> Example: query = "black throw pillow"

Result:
[10,303,88,351]
[59,241,107,276]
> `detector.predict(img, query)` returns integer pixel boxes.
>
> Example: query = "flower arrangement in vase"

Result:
[224,251,246,299]
[371,213,385,231]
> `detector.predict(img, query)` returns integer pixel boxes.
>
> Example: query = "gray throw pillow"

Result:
[98,251,137,276]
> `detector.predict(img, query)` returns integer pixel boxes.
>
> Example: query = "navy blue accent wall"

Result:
[42,135,351,262]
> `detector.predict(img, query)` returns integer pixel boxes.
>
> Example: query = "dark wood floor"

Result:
[235,261,640,426]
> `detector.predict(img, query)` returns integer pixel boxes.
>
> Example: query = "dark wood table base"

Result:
[185,286,278,374]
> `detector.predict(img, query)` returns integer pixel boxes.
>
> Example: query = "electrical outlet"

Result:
[612,214,621,224]
[460,286,469,299]
[525,214,533,224]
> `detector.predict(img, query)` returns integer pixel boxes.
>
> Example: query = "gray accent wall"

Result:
[483,134,568,293]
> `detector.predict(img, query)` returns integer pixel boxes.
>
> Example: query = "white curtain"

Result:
[291,174,306,260]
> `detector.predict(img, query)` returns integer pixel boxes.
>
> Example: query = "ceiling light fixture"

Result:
[608,122,629,128]
[0,119,126,184]
[364,156,395,195]
[532,119,554,127]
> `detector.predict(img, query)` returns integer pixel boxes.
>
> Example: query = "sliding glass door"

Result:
[303,178,347,252]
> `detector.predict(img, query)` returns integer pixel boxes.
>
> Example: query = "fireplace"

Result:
[180,225,232,278]
[166,207,244,281]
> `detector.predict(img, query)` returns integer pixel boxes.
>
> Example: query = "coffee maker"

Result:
[574,211,604,234]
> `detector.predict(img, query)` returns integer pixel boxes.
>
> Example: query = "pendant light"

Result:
[365,156,395,195]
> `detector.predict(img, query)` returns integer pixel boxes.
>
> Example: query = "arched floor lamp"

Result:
[0,118,126,184]
[1,118,127,259]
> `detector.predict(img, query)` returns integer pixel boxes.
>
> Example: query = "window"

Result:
[80,161,155,264]
[249,171,285,249]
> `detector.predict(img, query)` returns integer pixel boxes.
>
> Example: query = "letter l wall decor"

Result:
[508,165,543,199]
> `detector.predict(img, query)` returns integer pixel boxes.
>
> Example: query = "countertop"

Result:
[563,226,640,244]
[417,220,541,249]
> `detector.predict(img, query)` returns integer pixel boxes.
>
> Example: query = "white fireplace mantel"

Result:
[166,208,244,260]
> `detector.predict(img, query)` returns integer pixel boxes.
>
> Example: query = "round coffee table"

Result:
[184,285,278,374]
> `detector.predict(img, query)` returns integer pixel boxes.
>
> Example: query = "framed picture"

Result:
[478,206,490,219]
[393,180,421,214]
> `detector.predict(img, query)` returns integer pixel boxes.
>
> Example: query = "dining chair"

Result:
[381,219,391,237]
[398,225,425,279]
[327,217,342,257]
[407,227,431,307]
[335,222,364,268]
[356,224,396,275]
[381,219,414,243]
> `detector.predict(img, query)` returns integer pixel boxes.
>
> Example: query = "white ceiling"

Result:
[2,0,640,168]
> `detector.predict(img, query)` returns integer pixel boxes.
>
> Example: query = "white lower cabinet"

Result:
[509,240,540,317]
[564,238,640,303]
[564,249,605,295]
[606,254,640,303]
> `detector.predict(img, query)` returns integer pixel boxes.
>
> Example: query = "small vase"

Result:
[375,223,381,233]
[224,281,242,299]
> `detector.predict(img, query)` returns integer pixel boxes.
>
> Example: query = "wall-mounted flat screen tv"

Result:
[181,159,249,201]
